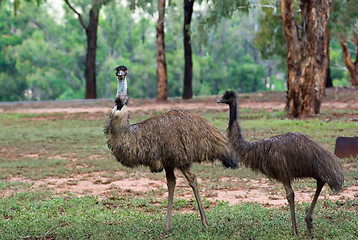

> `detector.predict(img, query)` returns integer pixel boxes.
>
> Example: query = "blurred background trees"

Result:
[0,0,355,102]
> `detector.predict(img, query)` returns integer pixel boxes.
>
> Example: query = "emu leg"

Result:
[181,168,209,228]
[305,180,325,234]
[165,167,176,231]
[284,184,297,235]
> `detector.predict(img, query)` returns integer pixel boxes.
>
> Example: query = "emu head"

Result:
[115,65,128,81]
[218,90,237,105]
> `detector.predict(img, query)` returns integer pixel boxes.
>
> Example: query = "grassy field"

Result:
[0,94,357,239]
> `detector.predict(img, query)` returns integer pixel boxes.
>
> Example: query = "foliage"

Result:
[0,0,354,101]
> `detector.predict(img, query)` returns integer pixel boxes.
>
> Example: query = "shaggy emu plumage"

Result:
[104,66,238,231]
[218,90,344,235]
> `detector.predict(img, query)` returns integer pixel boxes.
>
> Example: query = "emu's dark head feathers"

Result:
[218,90,237,104]
[115,65,128,80]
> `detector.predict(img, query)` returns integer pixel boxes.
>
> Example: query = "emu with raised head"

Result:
[104,66,238,231]
[218,90,344,235]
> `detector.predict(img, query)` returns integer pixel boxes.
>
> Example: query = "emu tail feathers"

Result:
[221,152,239,169]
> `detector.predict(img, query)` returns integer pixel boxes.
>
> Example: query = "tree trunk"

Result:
[182,0,194,99]
[340,36,358,86]
[64,0,100,99]
[156,0,168,101]
[325,29,333,88]
[85,8,98,99]
[281,0,331,117]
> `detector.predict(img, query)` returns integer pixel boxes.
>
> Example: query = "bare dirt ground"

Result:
[1,87,358,208]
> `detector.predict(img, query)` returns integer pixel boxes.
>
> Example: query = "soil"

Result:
[1,87,357,208]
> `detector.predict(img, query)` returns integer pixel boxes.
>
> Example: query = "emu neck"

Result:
[116,77,127,98]
[115,77,128,110]
[229,99,262,172]
[228,99,245,142]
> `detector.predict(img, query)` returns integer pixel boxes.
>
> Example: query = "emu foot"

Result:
[150,161,164,173]
[305,216,313,234]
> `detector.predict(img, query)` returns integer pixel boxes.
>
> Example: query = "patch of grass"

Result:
[0,193,356,239]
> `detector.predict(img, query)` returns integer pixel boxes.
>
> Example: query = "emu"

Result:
[104,66,238,231]
[218,90,344,235]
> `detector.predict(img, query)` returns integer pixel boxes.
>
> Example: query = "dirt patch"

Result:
[3,172,357,208]
[1,87,357,116]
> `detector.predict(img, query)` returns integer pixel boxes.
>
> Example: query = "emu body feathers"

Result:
[219,90,344,235]
[104,107,238,171]
[231,131,344,192]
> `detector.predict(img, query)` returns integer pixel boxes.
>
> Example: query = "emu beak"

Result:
[217,98,224,103]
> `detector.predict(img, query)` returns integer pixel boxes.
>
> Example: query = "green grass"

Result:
[0,193,356,239]
[0,104,357,239]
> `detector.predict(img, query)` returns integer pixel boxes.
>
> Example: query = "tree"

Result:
[330,0,358,87]
[340,33,358,86]
[156,0,168,101]
[182,0,194,99]
[64,0,110,99]
[280,0,332,117]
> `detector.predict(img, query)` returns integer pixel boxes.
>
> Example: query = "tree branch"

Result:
[340,36,355,72]
[64,0,87,30]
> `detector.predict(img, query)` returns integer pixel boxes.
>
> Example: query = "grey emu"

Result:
[218,90,344,235]
[104,66,238,231]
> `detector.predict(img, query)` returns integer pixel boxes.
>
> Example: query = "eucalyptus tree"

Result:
[251,0,334,117]
[330,0,358,86]
[280,0,332,117]
[156,0,168,101]
[182,0,194,99]
[207,0,333,117]
[128,0,168,101]
[64,0,111,99]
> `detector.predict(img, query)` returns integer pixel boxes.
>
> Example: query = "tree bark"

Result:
[182,0,194,99]
[85,7,98,99]
[156,0,168,101]
[64,0,100,99]
[340,35,358,86]
[325,29,333,88]
[281,0,331,117]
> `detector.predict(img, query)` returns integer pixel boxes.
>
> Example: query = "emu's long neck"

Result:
[229,100,267,173]
[228,99,245,142]
[116,78,127,98]
[228,99,259,169]
[115,77,128,110]
[112,76,130,126]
